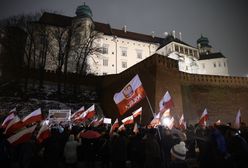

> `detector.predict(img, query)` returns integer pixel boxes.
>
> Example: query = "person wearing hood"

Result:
[64,134,81,168]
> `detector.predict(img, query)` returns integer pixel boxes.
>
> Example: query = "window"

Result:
[103,72,107,75]
[218,62,221,67]
[179,46,183,53]
[213,63,216,68]
[103,59,108,66]
[189,49,193,56]
[193,50,197,57]
[224,62,226,67]
[101,44,109,54]
[136,49,143,59]
[185,48,189,55]
[175,45,179,52]
[122,61,127,68]
[202,63,205,69]
[121,47,127,56]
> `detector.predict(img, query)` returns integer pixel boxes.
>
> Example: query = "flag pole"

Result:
[146,96,155,117]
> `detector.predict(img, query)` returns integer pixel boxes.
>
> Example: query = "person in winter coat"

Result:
[64,134,81,168]
[144,129,161,168]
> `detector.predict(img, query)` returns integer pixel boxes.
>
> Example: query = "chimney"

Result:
[123,25,127,33]
[164,32,168,37]
[179,32,182,41]
[151,31,155,38]
[172,30,176,38]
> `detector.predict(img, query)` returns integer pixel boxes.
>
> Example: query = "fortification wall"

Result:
[17,54,248,125]
[179,72,248,125]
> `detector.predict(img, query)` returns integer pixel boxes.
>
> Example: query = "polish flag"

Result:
[113,75,146,115]
[37,120,50,144]
[8,125,37,145]
[122,115,134,125]
[160,108,171,119]
[132,107,142,118]
[22,108,43,126]
[4,116,23,135]
[159,91,174,113]
[89,117,104,127]
[1,112,15,129]
[9,107,17,114]
[198,108,208,127]
[215,120,222,125]
[109,118,119,135]
[117,124,126,132]
[149,113,161,128]
[74,105,95,123]
[71,106,84,121]
[234,110,241,129]
[133,123,139,134]
[179,114,186,130]
[167,117,175,130]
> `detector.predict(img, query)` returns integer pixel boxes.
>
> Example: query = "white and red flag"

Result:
[215,120,222,125]
[71,106,85,121]
[74,104,95,123]
[234,110,241,129]
[159,91,174,113]
[109,118,119,135]
[160,108,171,119]
[117,124,126,132]
[179,114,186,130]
[37,120,50,144]
[22,108,43,126]
[8,125,37,145]
[1,112,15,129]
[167,117,175,130]
[149,113,161,128]
[9,107,17,114]
[113,75,146,115]
[198,108,208,127]
[122,115,134,125]
[133,123,139,134]
[89,117,104,127]
[4,116,23,135]
[132,107,142,118]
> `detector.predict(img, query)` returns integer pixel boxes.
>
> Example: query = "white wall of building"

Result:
[89,34,159,75]
[197,58,229,76]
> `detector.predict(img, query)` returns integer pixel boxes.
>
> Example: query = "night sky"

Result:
[1,0,248,77]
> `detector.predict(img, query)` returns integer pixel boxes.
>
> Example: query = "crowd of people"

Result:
[1,122,248,168]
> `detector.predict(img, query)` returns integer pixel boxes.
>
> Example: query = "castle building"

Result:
[35,3,229,76]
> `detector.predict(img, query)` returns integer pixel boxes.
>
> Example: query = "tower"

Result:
[72,3,94,39]
[197,35,212,55]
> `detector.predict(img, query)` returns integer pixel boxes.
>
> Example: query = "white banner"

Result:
[103,118,112,124]
[48,109,71,123]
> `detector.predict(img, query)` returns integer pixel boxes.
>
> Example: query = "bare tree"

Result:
[35,23,51,89]
[50,26,71,96]
[0,14,42,91]
[70,29,102,94]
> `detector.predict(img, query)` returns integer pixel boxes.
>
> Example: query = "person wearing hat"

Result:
[168,141,189,168]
